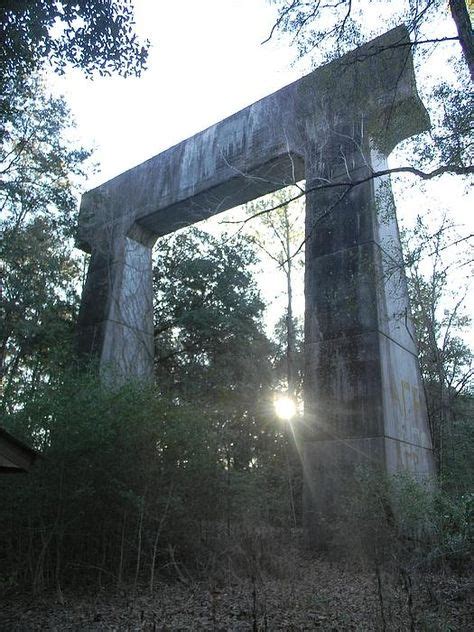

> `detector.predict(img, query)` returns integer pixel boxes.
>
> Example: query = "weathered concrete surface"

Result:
[77,26,426,253]
[303,135,435,546]
[77,235,154,380]
[76,25,435,544]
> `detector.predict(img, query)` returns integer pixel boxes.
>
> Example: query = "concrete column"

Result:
[303,125,435,546]
[77,234,155,382]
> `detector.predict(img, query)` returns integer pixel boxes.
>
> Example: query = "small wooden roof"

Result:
[0,427,39,473]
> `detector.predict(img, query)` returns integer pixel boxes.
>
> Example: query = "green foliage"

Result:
[430,491,473,567]
[0,368,221,590]
[427,77,473,170]
[154,228,268,382]
[0,363,301,592]
[1,76,90,221]
[1,76,91,410]
[441,398,474,494]
[401,214,473,473]
[332,468,473,572]
[0,0,149,92]
[153,228,283,471]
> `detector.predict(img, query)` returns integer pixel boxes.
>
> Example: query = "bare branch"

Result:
[261,0,300,45]
[223,163,474,228]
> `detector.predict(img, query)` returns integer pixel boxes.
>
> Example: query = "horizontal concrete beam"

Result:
[77,25,429,252]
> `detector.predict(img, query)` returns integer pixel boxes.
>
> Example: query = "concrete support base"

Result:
[77,236,154,382]
[303,143,435,547]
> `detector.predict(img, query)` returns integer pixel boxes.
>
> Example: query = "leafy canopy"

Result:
[0,75,91,410]
[154,228,272,399]
[0,0,149,89]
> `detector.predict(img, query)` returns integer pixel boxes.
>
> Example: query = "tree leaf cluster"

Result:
[154,228,273,400]
[0,364,299,592]
[1,76,92,409]
[153,227,298,479]
[0,0,149,93]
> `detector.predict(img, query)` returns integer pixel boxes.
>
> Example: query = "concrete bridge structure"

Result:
[76,26,435,543]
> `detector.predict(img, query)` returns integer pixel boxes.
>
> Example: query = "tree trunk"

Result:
[149,487,173,594]
[284,211,296,397]
[134,497,145,591]
[449,0,474,82]
[117,510,127,587]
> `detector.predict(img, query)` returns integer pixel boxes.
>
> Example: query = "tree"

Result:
[153,228,276,463]
[245,189,305,399]
[0,75,91,410]
[268,1,473,80]
[0,368,226,592]
[153,228,298,526]
[402,214,473,479]
[266,1,473,179]
[0,0,149,90]
[153,228,272,403]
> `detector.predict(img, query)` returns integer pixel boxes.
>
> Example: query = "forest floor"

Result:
[0,555,472,631]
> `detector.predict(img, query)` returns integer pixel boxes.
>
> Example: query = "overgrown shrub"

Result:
[0,367,298,593]
[331,468,473,574]
[0,368,225,592]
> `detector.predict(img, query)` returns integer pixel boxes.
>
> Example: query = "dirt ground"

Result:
[0,557,472,631]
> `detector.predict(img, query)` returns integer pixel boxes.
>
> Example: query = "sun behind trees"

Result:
[0,228,300,593]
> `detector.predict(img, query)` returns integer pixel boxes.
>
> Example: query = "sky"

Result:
[49,0,472,335]
[50,0,307,327]
[51,0,300,188]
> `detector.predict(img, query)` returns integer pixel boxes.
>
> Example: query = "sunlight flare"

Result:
[274,394,297,421]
